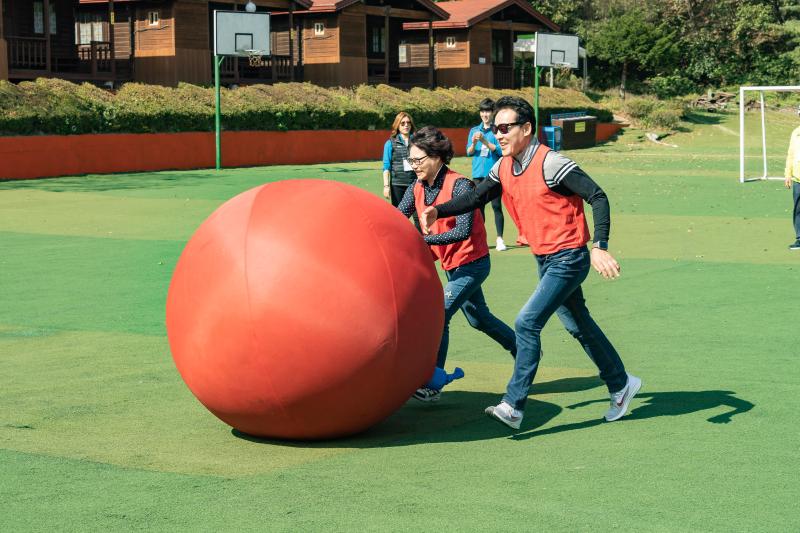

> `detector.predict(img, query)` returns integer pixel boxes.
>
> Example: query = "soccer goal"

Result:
[739,85,800,183]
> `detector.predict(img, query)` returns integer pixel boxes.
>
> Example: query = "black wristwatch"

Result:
[592,240,608,251]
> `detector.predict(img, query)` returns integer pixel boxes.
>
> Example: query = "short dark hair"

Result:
[494,96,534,127]
[479,98,495,112]
[409,126,454,164]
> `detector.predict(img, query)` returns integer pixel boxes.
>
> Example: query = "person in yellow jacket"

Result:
[785,125,800,250]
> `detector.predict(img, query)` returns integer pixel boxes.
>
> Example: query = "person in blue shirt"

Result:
[467,98,506,251]
[382,111,420,230]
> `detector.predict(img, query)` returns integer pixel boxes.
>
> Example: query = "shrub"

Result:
[0,80,613,136]
[647,75,698,99]
[620,95,686,130]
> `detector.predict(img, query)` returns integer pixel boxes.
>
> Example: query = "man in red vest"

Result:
[397,126,517,402]
[419,97,641,429]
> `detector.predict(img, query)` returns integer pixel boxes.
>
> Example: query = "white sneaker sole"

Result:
[413,394,440,403]
[605,375,642,422]
[484,406,522,430]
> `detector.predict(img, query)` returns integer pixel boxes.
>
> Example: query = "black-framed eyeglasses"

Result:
[405,155,429,167]
[491,121,525,135]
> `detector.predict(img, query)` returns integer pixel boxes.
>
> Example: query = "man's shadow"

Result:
[231,379,754,447]
[511,390,754,441]
[232,375,600,448]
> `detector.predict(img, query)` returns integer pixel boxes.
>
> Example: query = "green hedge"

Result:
[0,78,613,136]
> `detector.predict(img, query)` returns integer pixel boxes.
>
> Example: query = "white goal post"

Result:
[739,85,800,183]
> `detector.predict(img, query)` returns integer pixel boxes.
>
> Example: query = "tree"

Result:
[586,10,677,98]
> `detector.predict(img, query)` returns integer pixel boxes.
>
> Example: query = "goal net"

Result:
[739,85,800,183]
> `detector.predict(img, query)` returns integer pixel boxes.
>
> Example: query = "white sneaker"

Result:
[604,374,642,422]
[485,401,522,429]
[495,237,507,251]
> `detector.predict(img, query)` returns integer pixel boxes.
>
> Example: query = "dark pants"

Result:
[438,255,517,369]
[793,181,800,239]
[390,182,420,231]
[503,246,628,410]
[473,177,504,238]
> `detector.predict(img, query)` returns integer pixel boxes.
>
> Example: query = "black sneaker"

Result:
[413,387,441,402]
[790,240,800,250]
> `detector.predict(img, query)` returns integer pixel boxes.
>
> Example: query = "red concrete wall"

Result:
[0,125,622,180]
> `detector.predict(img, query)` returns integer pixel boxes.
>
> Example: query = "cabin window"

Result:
[492,38,505,63]
[371,26,385,54]
[33,1,58,35]
[398,41,407,64]
[76,13,105,45]
[445,36,456,49]
[314,22,325,36]
[148,11,160,26]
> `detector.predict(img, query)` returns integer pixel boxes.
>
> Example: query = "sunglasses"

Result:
[491,121,525,135]
[399,120,412,126]
[405,155,429,167]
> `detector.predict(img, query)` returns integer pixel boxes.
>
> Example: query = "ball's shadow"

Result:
[231,376,603,448]
[233,391,561,448]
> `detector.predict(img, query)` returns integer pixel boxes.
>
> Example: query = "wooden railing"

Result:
[77,41,114,75]
[7,36,117,80]
[220,54,296,84]
[8,36,47,70]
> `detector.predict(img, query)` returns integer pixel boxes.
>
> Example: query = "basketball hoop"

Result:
[245,49,267,67]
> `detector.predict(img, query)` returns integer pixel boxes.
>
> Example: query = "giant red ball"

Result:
[166,180,443,440]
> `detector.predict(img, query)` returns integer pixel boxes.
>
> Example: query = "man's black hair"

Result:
[478,98,495,112]
[494,96,534,127]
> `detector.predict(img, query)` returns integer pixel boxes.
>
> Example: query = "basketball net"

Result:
[246,50,266,68]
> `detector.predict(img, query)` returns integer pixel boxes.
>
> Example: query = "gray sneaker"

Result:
[790,240,800,250]
[485,401,523,429]
[604,374,642,422]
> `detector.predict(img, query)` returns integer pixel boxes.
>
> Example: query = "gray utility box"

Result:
[550,115,597,149]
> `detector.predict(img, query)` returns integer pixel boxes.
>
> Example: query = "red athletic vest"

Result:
[414,169,489,271]
[499,145,590,255]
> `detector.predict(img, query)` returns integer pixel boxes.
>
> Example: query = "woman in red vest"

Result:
[419,97,641,429]
[397,126,517,403]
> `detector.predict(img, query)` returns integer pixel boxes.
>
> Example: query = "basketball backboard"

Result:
[534,32,579,68]
[213,10,270,57]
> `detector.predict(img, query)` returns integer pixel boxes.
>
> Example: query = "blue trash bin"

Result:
[542,126,562,151]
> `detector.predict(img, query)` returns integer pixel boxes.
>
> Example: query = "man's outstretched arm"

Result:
[420,178,501,233]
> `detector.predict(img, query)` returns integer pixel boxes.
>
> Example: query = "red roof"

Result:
[403,0,559,31]
[302,0,447,18]
[78,0,314,8]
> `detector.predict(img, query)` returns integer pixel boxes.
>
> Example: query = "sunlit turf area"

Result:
[1,110,798,531]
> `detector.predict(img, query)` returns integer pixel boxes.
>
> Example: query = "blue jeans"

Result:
[503,246,628,410]
[793,181,800,239]
[438,255,517,369]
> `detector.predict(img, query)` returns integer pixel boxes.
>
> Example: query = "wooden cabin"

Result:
[129,0,310,86]
[0,0,308,86]
[403,0,558,89]
[108,0,310,86]
[2,0,123,83]
[295,0,447,88]
[2,0,561,90]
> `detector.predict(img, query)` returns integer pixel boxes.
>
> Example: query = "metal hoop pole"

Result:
[215,55,223,171]
[534,66,540,135]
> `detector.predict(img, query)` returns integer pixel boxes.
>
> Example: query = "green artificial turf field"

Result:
[1,110,798,531]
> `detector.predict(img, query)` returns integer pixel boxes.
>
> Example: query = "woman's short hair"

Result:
[390,112,416,138]
[409,126,454,164]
